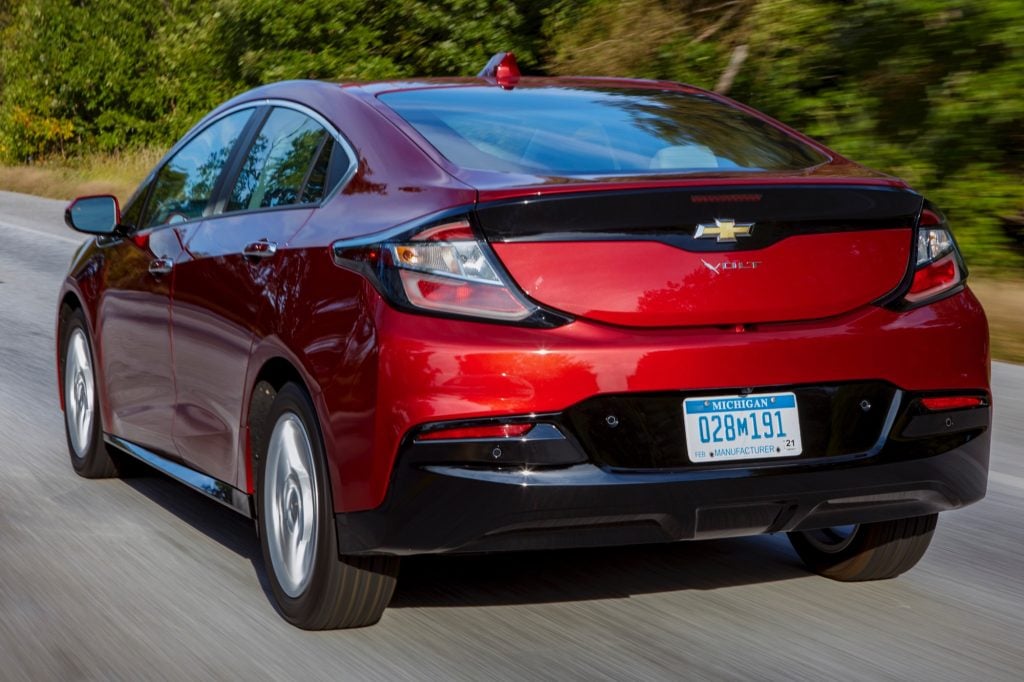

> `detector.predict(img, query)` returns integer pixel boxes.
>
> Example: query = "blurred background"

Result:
[0,0,1019,352]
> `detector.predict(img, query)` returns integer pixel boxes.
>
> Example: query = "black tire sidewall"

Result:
[59,309,106,476]
[255,383,339,624]
[789,514,938,580]
[789,525,872,574]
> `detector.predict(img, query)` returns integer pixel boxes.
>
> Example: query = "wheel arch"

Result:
[56,288,87,412]
[59,290,84,314]
[242,349,336,506]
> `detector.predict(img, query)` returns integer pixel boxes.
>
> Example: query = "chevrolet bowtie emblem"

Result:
[694,218,755,243]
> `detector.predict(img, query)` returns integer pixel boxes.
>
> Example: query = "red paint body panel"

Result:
[303,286,989,512]
[94,227,182,457]
[493,230,912,327]
[263,250,383,503]
[170,209,315,483]
[54,77,991,527]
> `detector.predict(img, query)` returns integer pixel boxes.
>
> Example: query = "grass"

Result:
[0,149,161,204]
[0,152,1020,364]
[969,278,1024,365]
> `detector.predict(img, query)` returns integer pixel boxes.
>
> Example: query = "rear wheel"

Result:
[788,514,938,581]
[256,383,398,629]
[60,308,119,478]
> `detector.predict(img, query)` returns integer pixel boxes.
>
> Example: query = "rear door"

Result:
[171,104,349,484]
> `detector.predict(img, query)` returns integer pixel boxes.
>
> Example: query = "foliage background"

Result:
[0,0,1021,271]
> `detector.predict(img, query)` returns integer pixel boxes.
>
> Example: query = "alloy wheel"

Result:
[264,412,318,598]
[64,328,95,458]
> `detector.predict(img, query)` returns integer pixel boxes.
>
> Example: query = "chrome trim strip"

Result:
[214,98,359,202]
[519,423,566,441]
[105,435,253,518]
[141,98,359,229]
[415,423,567,445]
[870,390,903,455]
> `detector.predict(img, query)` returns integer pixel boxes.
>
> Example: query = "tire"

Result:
[256,382,399,629]
[60,307,120,478]
[788,514,938,581]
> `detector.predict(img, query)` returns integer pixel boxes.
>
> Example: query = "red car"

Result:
[58,54,990,629]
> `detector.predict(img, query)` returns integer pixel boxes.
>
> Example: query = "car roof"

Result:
[342,76,710,96]
[199,77,897,199]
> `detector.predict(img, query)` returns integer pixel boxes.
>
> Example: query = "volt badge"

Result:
[694,218,755,243]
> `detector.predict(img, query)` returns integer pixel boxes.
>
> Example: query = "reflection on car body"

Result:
[57,53,990,630]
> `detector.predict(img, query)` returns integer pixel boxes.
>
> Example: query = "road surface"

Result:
[1,190,1021,681]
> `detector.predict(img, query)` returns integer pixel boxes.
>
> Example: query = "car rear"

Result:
[330,79,990,558]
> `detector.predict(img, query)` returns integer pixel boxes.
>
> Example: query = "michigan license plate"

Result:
[684,392,802,463]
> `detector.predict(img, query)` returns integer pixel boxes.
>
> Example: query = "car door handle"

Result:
[148,258,174,276]
[243,240,278,259]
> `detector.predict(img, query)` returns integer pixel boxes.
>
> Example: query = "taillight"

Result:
[388,231,534,320]
[901,206,966,306]
[332,216,571,327]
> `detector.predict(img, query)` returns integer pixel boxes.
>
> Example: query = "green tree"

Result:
[542,0,1024,271]
[0,0,174,158]
[0,0,1021,271]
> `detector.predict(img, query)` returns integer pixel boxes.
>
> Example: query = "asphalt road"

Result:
[1,189,1022,681]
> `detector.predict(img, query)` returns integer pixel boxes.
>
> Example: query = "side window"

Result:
[300,137,336,204]
[141,109,253,228]
[118,179,151,230]
[227,107,336,212]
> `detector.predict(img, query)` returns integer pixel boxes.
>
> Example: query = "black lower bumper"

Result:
[336,424,990,556]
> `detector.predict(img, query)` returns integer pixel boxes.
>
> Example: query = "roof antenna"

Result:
[477,52,520,90]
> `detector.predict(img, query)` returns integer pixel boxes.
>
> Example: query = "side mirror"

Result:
[65,195,121,235]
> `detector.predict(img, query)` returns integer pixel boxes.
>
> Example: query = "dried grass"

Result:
[0,148,163,203]
[970,278,1024,365]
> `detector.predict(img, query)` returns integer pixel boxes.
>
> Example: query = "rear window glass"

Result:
[379,87,827,175]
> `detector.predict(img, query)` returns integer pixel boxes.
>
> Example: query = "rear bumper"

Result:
[336,287,990,512]
[336,419,990,556]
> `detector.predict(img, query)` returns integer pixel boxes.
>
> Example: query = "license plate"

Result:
[684,392,802,463]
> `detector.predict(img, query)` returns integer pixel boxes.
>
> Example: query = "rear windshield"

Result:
[379,86,827,176]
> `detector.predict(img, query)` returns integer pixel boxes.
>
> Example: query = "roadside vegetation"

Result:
[0,0,1019,353]
[969,279,1024,365]
[2,0,1021,272]
[0,148,160,201]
